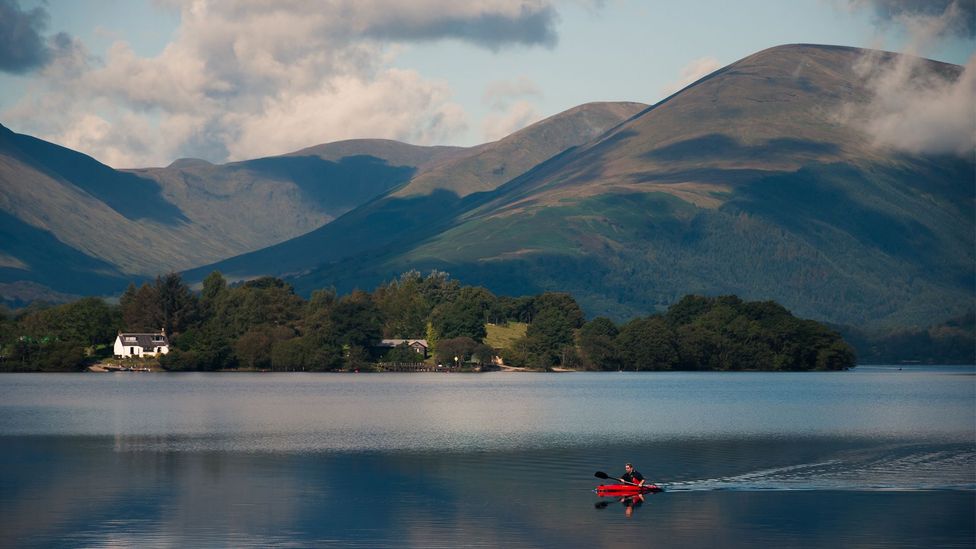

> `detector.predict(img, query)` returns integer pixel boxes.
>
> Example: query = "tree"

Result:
[271,337,308,371]
[430,300,487,341]
[330,290,382,348]
[200,271,227,316]
[522,307,575,367]
[532,292,585,328]
[578,317,620,370]
[155,272,198,335]
[416,270,461,309]
[61,297,119,347]
[470,342,496,367]
[344,344,372,371]
[816,341,857,371]
[434,336,478,366]
[494,296,536,323]
[120,282,162,332]
[616,317,677,371]
[215,278,304,338]
[374,271,428,338]
[384,343,424,363]
[234,325,294,370]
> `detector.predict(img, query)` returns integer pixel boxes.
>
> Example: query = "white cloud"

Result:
[481,99,542,141]
[1,0,562,167]
[660,56,722,96]
[482,75,542,109]
[479,76,543,141]
[853,53,975,155]
[231,69,468,160]
[838,0,976,156]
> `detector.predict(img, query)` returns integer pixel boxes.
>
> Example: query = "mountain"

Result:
[197,44,973,330]
[0,125,463,303]
[183,101,649,280]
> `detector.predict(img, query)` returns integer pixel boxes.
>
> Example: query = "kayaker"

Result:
[621,463,645,486]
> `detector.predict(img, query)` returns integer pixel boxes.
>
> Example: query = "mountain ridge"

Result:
[228,44,972,329]
[182,100,649,281]
[0,128,470,303]
[2,43,971,331]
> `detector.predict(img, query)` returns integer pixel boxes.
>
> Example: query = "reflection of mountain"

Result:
[198,44,973,329]
[3,436,971,547]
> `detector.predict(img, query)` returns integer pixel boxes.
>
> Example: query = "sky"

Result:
[0,0,972,168]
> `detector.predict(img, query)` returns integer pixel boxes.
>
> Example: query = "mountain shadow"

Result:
[644,134,841,163]
[235,154,417,211]
[0,124,187,225]
[184,188,471,282]
[0,210,129,295]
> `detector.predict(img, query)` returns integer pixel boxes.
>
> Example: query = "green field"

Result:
[485,322,527,351]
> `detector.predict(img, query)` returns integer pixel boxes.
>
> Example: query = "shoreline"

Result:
[11,364,968,374]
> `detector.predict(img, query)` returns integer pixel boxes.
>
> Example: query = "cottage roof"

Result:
[378,338,428,348]
[117,332,169,349]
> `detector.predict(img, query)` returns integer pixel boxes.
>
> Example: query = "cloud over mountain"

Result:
[661,57,722,96]
[2,0,563,167]
[839,0,975,156]
[481,76,543,141]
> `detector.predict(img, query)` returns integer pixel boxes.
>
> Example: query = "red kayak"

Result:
[596,484,663,496]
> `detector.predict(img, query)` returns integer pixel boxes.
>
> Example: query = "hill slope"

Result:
[279,44,972,329]
[184,101,648,281]
[0,126,461,302]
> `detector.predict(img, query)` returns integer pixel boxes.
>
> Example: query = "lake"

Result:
[1,367,973,548]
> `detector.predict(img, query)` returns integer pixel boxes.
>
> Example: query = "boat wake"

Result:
[664,443,976,493]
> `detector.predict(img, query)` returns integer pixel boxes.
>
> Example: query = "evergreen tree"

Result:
[155,272,198,336]
[120,282,163,331]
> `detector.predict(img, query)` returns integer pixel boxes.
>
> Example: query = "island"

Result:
[0,270,866,373]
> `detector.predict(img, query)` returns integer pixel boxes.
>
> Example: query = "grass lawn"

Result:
[485,322,527,351]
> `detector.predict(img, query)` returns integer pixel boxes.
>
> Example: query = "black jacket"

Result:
[622,470,644,483]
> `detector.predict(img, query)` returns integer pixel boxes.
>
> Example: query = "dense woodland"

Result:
[0,269,935,373]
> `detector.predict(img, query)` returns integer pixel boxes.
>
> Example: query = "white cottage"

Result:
[114,330,170,358]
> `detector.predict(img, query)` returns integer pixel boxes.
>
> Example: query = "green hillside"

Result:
[0,127,462,303]
[5,43,971,333]
[184,101,648,282]
[283,45,973,330]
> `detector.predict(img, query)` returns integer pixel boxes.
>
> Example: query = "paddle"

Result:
[594,471,642,487]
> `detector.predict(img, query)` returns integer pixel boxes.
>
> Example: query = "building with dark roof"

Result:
[114,331,170,358]
[376,339,429,358]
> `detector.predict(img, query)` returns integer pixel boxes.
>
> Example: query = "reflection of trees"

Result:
[0,437,305,546]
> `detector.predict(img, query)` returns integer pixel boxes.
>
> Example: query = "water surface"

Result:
[1,367,973,547]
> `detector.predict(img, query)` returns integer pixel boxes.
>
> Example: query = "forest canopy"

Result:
[0,270,868,372]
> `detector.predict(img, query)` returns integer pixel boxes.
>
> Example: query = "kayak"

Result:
[596,484,663,496]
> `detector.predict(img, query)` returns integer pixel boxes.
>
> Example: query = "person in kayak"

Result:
[621,463,645,486]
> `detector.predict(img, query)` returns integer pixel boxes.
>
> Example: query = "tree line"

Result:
[571,295,855,371]
[0,270,856,371]
[838,312,975,365]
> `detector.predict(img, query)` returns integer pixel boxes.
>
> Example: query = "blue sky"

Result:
[0,0,972,167]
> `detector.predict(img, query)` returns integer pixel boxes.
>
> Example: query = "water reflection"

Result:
[1,370,974,448]
[594,494,650,518]
[2,436,973,548]
[0,369,973,547]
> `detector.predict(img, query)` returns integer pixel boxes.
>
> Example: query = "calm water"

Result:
[1,367,973,548]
